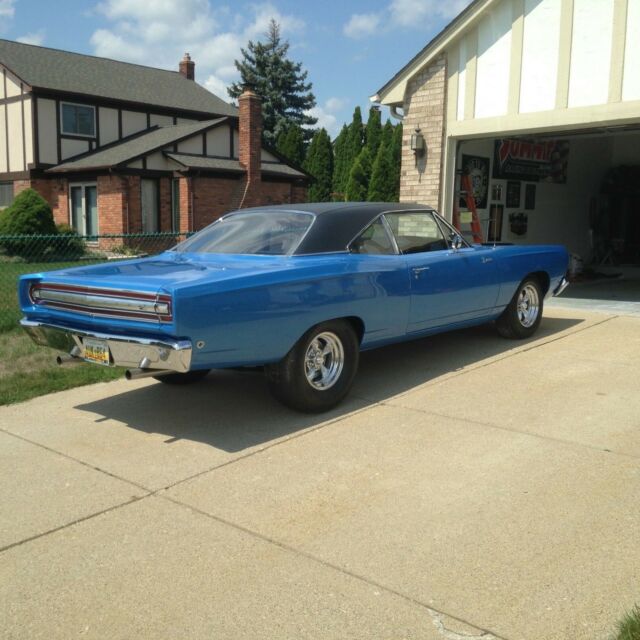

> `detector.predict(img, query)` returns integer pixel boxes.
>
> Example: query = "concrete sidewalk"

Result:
[1,308,638,639]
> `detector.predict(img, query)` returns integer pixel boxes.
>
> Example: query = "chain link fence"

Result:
[0,232,191,332]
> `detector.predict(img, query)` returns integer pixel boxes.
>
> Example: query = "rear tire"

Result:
[153,369,210,385]
[265,320,359,413]
[496,278,543,339]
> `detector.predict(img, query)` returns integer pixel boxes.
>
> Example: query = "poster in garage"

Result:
[460,155,490,209]
[493,138,569,183]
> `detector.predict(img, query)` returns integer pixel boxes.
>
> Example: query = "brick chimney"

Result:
[238,86,262,188]
[179,53,195,80]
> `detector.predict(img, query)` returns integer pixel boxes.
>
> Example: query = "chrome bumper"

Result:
[20,319,192,372]
[551,276,570,297]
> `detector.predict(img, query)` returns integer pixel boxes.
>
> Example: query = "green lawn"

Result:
[0,258,105,332]
[0,327,122,405]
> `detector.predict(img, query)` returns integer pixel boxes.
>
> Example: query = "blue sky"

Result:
[0,0,472,135]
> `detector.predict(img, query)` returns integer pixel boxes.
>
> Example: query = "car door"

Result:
[383,211,500,333]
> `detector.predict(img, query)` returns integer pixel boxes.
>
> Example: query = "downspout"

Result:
[390,105,405,121]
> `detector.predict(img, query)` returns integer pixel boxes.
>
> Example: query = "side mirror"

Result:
[450,233,463,251]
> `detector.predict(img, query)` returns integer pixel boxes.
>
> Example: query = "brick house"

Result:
[0,39,309,238]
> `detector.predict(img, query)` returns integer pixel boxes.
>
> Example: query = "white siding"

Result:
[146,152,173,170]
[37,98,57,164]
[61,138,90,160]
[0,106,6,172]
[121,110,147,137]
[7,101,24,171]
[623,0,640,102]
[99,107,118,145]
[176,117,196,125]
[233,129,239,158]
[23,98,33,166]
[519,0,561,113]
[456,37,467,121]
[261,149,278,161]
[4,69,22,98]
[568,0,614,108]
[150,114,173,127]
[127,159,143,169]
[177,134,203,154]
[474,1,512,118]
[206,125,230,156]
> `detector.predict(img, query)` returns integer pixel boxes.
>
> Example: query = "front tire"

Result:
[153,369,210,385]
[265,320,359,413]
[496,278,543,339]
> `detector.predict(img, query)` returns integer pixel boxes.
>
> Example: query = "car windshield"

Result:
[174,210,314,255]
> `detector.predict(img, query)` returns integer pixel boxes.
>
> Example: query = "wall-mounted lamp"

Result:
[410,128,425,157]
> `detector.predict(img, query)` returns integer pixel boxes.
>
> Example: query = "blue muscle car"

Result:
[20,203,569,412]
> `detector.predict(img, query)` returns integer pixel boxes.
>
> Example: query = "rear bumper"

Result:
[20,319,192,372]
[551,276,569,297]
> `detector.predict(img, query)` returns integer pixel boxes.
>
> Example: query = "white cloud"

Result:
[343,13,381,39]
[307,97,346,137]
[389,0,473,26]
[17,30,45,46]
[0,0,15,17]
[343,0,473,39]
[90,0,305,100]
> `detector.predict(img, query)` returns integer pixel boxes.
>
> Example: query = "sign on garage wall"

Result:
[493,139,569,183]
[461,154,490,208]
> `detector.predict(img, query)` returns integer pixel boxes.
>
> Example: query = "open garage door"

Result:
[454,127,640,315]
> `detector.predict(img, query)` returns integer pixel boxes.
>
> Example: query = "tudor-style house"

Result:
[0,39,309,236]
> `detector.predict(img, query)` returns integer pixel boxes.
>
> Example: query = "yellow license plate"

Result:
[83,339,111,366]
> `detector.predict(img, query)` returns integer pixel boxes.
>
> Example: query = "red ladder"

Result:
[452,171,483,243]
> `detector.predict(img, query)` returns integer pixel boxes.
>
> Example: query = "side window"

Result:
[384,212,449,254]
[350,217,395,255]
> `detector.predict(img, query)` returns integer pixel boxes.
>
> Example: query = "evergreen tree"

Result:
[228,20,317,145]
[303,128,333,202]
[334,107,364,199]
[345,147,372,202]
[276,124,305,167]
[368,139,396,202]
[390,122,403,201]
[381,119,394,151]
[331,125,349,200]
[364,107,382,158]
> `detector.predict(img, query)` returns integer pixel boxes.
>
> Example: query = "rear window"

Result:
[175,210,314,255]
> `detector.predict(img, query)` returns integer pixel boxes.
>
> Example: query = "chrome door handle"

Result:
[412,266,430,278]
[481,257,493,264]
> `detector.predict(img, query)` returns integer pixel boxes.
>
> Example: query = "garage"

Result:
[372,0,640,309]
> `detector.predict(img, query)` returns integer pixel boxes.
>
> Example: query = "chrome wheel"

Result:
[517,284,540,328]
[304,331,344,390]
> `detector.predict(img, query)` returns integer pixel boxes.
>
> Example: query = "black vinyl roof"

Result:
[235,202,436,254]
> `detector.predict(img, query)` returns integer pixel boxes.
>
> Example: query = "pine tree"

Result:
[303,128,333,202]
[368,139,397,202]
[390,122,403,201]
[276,125,305,167]
[381,119,394,151]
[228,20,317,145]
[345,147,372,202]
[333,107,364,199]
[331,124,349,200]
[364,107,382,158]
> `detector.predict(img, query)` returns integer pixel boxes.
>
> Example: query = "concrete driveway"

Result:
[1,307,639,640]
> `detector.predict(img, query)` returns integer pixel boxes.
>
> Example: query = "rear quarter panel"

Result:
[175,254,411,368]
[493,245,569,308]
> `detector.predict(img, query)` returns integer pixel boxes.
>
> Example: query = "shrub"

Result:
[52,223,85,260]
[0,189,57,258]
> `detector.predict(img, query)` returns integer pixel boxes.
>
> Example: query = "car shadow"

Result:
[75,316,583,453]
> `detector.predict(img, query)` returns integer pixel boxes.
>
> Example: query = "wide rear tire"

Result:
[265,320,359,413]
[496,278,543,339]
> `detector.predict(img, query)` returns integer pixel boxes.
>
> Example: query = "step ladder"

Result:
[452,171,483,244]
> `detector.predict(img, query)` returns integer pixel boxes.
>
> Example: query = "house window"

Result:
[141,179,159,233]
[69,183,98,236]
[61,103,96,137]
[171,178,180,232]
[0,182,13,208]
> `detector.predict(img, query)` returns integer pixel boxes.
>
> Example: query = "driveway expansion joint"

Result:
[159,492,510,640]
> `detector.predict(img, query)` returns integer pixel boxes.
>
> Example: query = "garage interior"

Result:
[456,127,640,311]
